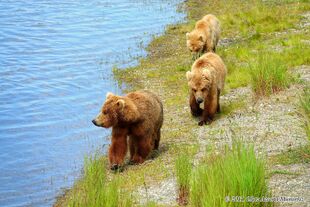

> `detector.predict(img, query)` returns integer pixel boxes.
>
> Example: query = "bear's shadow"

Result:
[116,144,170,172]
[191,111,222,126]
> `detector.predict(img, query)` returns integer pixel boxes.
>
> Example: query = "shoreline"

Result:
[56,0,310,206]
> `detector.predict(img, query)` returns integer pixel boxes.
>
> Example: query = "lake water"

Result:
[0,1,184,206]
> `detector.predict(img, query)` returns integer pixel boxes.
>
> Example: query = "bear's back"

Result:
[126,90,163,125]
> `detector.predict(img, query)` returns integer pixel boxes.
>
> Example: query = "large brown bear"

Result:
[186,52,227,126]
[92,90,163,170]
[186,14,220,55]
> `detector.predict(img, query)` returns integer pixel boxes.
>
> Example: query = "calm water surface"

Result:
[0,1,184,206]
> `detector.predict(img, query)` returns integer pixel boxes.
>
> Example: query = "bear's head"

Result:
[186,32,204,53]
[92,92,140,128]
[186,67,212,104]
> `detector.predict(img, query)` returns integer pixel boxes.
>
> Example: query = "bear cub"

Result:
[186,14,220,56]
[92,90,163,170]
[186,52,227,126]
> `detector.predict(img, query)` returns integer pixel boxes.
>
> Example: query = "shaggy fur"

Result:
[186,14,220,54]
[92,90,163,170]
[186,52,227,126]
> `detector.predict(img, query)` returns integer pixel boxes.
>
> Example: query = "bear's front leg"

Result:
[199,93,218,126]
[109,127,128,170]
[190,91,202,116]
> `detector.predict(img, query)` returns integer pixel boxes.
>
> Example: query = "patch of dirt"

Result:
[218,37,240,47]
[136,178,178,206]
[269,164,310,207]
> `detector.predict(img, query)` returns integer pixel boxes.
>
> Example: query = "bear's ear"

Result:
[199,35,203,42]
[195,59,204,68]
[116,99,125,110]
[186,32,190,39]
[202,68,211,81]
[106,92,114,99]
[186,71,193,81]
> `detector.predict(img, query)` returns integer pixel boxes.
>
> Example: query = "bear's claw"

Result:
[198,120,205,126]
[128,160,135,165]
[110,164,120,171]
[198,119,212,126]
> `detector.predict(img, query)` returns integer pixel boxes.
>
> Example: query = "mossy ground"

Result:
[56,0,310,206]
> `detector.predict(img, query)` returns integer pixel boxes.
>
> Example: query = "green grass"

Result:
[270,145,310,165]
[300,87,310,139]
[268,170,300,177]
[187,0,309,38]
[249,54,292,97]
[190,142,271,207]
[175,154,192,205]
[175,154,192,190]
[66,156,133,207]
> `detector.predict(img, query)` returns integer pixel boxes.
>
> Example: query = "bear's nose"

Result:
[196,98,203,104]
[92,119,99,126]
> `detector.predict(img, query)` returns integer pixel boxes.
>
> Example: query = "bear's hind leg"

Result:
[213,46,216,53]
[154,128,161,150]
[132,137,152,164]
[217,89,220,113]
[129,137,136,164]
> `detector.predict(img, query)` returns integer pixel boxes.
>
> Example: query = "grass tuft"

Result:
[250,54,291,97]
[268,170,300,177]
[67,156,133,207]
[175,154,192,205]
[300,86,310,139]
[175,154,192,189]
[190,142,271,207]
[270,145,310,165]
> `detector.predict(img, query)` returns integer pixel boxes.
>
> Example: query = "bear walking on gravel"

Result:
[186,52,227,126]
[186,14,220,55]
[92,90,163,170]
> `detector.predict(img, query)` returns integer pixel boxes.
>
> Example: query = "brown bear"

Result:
[186,14,220,55]
[92,90,163,170]
[186,52,227,126]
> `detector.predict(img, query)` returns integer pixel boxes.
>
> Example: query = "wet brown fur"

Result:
[186,53,227,125]
[93,90,163,169]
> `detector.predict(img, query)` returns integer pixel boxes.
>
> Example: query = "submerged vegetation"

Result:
[57,0,309,206]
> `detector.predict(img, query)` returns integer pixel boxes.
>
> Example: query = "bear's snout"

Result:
[92,119,100,127]
[196,97,204,104]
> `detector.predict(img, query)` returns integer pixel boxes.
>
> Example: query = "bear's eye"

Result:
[102,111,107,115]
[201,88,206,92]
[192,89,197,92]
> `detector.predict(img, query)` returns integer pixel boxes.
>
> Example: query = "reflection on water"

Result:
[0,0,184,206]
